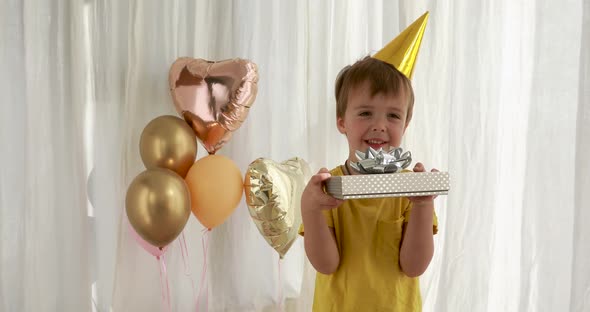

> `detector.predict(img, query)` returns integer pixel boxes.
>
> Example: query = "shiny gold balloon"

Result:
[244,157,312,258]
[169,57,259,154]
[373,11,429,80]
[140,115,197,178]
[126,168,191,247]
[185,155,243,229]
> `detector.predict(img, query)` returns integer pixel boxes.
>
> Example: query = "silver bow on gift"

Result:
[350,147,412,174]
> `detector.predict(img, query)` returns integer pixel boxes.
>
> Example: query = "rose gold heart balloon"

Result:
[169,57,259,154]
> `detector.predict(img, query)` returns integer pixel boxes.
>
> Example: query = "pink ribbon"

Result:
[179,232,198,311]
[277,257,284,312]
[157,255,171,312]
[197,228,211,312]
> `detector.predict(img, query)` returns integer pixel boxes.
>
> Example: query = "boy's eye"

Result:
[359,111,371,116]
[388,113,400,119]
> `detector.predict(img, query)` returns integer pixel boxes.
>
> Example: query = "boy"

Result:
[300,13,438,311]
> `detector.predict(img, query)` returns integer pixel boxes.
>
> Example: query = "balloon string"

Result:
[180,232,198,311]
[197,228,210,312]
[158,255,171,312]
[278,257,284,312]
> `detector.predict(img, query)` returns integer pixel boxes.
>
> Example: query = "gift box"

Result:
[325,171,450,200]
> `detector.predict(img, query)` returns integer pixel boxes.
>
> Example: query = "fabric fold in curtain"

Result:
[1,0,589,311]
[571,1,590,310]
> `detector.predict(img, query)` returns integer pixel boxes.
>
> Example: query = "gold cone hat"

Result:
[373,11,429,79]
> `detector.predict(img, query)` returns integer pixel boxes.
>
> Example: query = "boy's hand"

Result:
[301,168,344,213]
[408,162,439,204]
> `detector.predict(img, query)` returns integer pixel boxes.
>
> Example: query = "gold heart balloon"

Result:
[244,157,312,258]
[169,57,259,154]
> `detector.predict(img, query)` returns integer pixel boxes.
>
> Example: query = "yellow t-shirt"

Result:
[299,165,438,311]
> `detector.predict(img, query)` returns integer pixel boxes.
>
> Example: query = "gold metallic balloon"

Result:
[140,115,197,178]
[244,157,312,258]
[372,11,429,79]
[169,57,259,154]
[126,168,191,247]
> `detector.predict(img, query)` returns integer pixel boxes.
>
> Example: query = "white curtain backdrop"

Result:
[1,0,589,311]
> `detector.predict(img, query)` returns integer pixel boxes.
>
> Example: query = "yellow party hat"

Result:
[373,11,429,79]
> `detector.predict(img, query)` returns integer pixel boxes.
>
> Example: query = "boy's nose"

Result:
[372,120,386,132]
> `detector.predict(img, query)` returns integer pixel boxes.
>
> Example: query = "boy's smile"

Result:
[337,81,410,165]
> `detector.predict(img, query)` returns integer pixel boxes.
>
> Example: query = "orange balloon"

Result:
[185,155,243,229]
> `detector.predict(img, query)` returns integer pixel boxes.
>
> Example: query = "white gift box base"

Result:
[326,171,450,200]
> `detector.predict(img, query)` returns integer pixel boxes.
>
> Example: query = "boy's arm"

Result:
[301,168,343,275]
[399,200,434,277]
[399,162,436,277]
[302,210,339,274]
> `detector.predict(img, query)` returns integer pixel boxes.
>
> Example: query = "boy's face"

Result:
[337,81,410,162]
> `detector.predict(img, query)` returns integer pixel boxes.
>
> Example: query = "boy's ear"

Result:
[403,111,412,133]
[337,116,346,134]
[403,119,411,133]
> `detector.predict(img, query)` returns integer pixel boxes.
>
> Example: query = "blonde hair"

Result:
[335,56,414,124]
